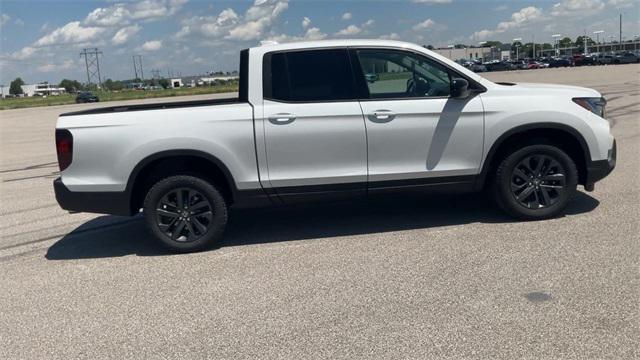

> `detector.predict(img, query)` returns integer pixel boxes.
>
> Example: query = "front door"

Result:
[353,48,485,187]
[262,48,367,199]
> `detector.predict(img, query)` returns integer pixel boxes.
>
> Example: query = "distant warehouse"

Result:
[0,82,66,98]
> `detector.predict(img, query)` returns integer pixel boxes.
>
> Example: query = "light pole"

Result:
[594,30,604,54]
[447,44,454,60]
[552,34,561,57]
[513,38,522,60]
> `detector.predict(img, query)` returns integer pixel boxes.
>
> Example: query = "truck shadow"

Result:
[45,191,599,260]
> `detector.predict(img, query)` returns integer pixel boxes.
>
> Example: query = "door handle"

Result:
[368,110,396,122]
[268,113,296,124]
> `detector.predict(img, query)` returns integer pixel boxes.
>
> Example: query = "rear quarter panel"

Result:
[57,103,259,192]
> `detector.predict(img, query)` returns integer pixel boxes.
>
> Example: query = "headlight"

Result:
[572,97,606,118]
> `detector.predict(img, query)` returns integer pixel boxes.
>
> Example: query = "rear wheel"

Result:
[493,144,578,220]
[143,175,228,252]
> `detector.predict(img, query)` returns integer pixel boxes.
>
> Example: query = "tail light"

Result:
[55,129,73,171]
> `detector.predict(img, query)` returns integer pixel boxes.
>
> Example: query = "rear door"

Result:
[353,48,484,188]
[261,48,367,200]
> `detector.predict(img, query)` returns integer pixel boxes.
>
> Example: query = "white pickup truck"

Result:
[54,39,616,252]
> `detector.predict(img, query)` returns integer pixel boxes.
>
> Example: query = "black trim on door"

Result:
[271,175,478,204]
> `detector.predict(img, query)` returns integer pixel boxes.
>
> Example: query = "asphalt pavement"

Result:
[1,65,638,359]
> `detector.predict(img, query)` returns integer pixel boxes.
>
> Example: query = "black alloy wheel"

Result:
[156,187,213,242]
[493,144,578,220]
[143,175,228,252]
[510,155,566,209]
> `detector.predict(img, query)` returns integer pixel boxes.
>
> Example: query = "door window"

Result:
[265,49,357,102]
[356,49,451,99]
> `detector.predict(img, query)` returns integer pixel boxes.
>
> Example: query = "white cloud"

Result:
[607,0,634,7]
[335,19,374,36]
[84,0,187,27]
[412,0,453,4]
[10,46,37,60]
[550,0,605,17]
[336,24,362,36]
[141,39,162,51]
[267,25,327,43]
[303,27,327,40]
[0,14,10,27]
[302,16,311,29]
[33,21,106,47]
[379,33,401,40]
[37,59,75,73]
[175,0,288,42]
[14,18,24,26]
[493,5,508,11]
[341,12,352,20]
[412,18,436,31]
[471,6,542,40]
[111,24,141,45]
[227,0,288,41]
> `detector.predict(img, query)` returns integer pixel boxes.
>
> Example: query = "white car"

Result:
[54,40,616,252]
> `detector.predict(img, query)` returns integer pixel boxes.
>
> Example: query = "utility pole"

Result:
[532,35,535,59]
[80,48,103,88]
[619,13,622,51]
[132,55,144,80]
[151,69,161,79]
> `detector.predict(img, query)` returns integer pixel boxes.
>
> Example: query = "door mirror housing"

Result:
[451,78,470,99]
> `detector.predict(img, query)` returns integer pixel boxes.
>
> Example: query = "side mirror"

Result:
[451,78,470,99]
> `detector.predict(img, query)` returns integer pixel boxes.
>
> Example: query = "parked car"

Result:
[54,39,616,252]
[526,60,542,69]
[510,60,528,70]
[462,61,488,73]
[596,54,614,65]
[484,61,512,71]
[75,92,99,103]
[613,52,639,64]
[549,58,573,68]
[573,54,596,66]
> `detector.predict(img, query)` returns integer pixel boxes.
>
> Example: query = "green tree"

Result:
[575,36,595,47]
[59,79,82,93]
[158,78,170,89]
[559,37,573,48]
[9,77,25,95]
[483,41,503,48]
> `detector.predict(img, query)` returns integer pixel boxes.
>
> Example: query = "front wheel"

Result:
[492,144,578,220]
[143,175,228,253]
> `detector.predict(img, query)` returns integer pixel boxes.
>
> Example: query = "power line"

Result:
[80,48,103,87]
[132,55,144,80]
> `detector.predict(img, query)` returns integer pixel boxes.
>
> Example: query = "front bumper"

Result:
[584,139,616,191]
[54,178,133,216]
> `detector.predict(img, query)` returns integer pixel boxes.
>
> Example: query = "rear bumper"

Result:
[584,139,616,190]
[54,178,133,216]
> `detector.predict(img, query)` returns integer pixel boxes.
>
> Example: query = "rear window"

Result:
[265,48,357,102]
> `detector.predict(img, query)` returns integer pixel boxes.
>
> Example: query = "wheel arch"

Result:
[126,149,238,214]
[475,123,591,190]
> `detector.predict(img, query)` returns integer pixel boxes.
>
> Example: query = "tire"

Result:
[143,175,228,253]
[492,144,578,220]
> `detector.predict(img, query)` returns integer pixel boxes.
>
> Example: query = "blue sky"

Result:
[0,0,638,84]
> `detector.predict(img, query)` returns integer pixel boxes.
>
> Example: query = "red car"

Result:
[527,62,540,69]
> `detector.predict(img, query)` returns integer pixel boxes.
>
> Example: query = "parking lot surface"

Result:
[1,65,638,359]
